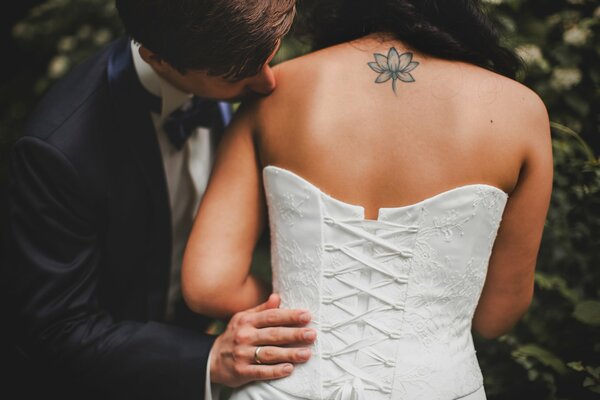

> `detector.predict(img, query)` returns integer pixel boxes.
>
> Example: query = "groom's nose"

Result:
[248,64,277,96]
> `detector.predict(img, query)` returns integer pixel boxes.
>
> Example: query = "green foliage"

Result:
[0,0,123,181]
[0,1,598,399]
[486,0,600,151]
[475,120,600,399]
[12,0,123,90]
[473,3,600,397]
[573,301,600,326]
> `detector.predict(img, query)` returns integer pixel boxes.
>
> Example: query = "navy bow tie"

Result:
[163,97,223,150]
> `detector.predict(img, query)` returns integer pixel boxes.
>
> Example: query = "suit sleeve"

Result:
[3,136,216,400]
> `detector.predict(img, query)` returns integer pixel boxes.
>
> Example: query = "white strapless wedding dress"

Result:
[228,165,508,400]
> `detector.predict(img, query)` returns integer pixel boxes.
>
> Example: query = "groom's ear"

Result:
[138,46,171,73]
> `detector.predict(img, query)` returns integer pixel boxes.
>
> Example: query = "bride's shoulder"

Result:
[500,75,549,141]
[251,46,338,112]
[271,41,352,86]
[478,65,547,116]
[461,63,550,141]
[272,51,330,86]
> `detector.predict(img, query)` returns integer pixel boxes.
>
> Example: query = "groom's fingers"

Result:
[254,327,317,346]
[239,363,295,381]
[251,308,312,329]
[210,299,316,387]
[247,346,312,365]
[248,293,281,313]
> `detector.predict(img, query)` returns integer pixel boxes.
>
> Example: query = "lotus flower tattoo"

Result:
[368,47,419,94]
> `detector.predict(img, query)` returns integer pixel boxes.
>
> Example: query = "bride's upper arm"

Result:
[181,101,269,315]
[473,90,553,339]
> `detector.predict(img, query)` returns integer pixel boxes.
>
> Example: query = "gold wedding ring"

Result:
[254,346,263,365]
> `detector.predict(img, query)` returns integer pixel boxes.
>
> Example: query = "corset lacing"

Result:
[321,216,418,400]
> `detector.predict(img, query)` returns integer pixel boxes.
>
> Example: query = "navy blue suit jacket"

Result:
[1,37,230,399]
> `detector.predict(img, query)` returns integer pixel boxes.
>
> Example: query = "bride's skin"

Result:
[181,34,552,340]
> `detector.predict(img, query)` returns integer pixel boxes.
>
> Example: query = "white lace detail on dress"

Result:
[233,166,508,400]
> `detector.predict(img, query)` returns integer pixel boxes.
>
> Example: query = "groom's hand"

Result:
[209,293,316,388]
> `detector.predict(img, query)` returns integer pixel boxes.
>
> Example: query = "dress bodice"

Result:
[240,165,507,400]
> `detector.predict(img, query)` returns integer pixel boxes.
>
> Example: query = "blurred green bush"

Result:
[0,0,598,398]
[0,0,124,181]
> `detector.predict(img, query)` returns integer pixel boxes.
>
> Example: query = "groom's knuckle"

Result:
[259,367,272,379]
[262,347,275,360]
[233,347,246,360]
[236,313,251,326]
[293,349,306,362]
[270,369,281,379]
[264,310,279,326]
[230,311,242,322]
[233,363,245,377]
[265,328,279,343]
[229,313,243,328]
[234,328,251,344]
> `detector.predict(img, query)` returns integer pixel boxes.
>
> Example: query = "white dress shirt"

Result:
[131,41,221,400]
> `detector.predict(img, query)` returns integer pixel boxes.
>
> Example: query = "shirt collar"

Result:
[130,40,193,120]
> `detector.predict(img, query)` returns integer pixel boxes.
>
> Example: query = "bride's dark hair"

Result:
[294,0,522,79]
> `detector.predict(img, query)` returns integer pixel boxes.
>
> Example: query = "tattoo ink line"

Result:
[368,47,419,95]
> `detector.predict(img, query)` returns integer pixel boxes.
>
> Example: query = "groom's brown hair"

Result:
[116,0,296,79]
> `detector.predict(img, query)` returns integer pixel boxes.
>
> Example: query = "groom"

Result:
[0,0,314,399]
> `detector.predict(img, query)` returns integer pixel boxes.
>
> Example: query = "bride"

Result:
[181,0,553,399]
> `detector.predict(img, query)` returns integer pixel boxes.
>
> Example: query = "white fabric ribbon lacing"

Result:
[320,215,418,399]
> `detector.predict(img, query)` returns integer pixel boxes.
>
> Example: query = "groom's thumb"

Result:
[251,293,281,313]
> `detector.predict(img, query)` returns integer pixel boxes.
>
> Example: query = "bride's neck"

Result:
[348,32,417,55]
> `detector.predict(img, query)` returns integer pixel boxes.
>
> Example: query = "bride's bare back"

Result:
[182,35,552,340]
[255,35,547,219]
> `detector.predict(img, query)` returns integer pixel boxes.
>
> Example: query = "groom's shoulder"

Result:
[11,40,123,178]
[22,40,120,146]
